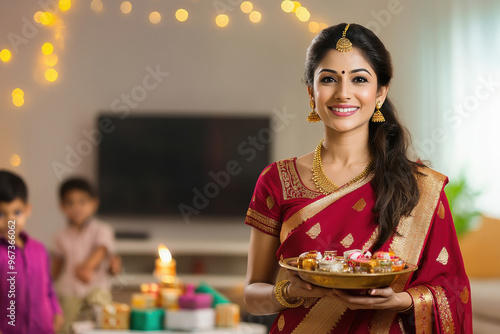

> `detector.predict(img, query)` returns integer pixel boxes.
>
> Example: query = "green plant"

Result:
[444,173,481,237]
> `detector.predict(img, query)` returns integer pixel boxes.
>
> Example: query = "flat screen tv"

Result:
[97,114,271,220]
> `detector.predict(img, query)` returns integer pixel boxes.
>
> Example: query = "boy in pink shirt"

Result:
[52,178,119,330]
[0,170,63,334]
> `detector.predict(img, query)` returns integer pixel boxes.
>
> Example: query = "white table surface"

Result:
[80,323,267,334]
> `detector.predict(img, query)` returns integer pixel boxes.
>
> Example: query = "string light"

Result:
[44,54,59,66]
[39,12,55,25]
[308,21,320,33]
[42,42,54,55]
[240,1,253,13]
[12,89,24,107]
[12,88,24,98]
[149,11,161,24]
[45,68,59,82]
[90,0,103,13]
[249,11,261,23]
[281,1,294,13]
[292,1,301,13]
[175,9,188,22]
[34,11,43,23]
[9,154,21,167]
[59,0,71,12]
[215,14,229,28]
[0,49,12,63]
[295,6,310,22]
[120,1,132,14]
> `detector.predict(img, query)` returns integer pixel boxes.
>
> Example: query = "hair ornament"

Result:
[336,23,353,52]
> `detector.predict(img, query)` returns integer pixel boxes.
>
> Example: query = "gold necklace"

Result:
[312,139,374,195]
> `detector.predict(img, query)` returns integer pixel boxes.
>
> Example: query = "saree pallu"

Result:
[245,158,472,333]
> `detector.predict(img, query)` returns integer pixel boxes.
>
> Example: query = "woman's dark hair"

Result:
[304,23,425,251]
[59,177,96,201]
[0,170,28,203]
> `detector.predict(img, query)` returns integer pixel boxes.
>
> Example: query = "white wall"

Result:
[0,0,442,246]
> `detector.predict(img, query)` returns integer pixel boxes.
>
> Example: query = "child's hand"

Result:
[53,313,64,332]
[75,264,93,283]
[109,255,122,275]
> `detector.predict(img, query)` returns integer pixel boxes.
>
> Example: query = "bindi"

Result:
[342,70,345,74]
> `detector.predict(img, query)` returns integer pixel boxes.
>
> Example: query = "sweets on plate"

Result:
[295,249,406,274]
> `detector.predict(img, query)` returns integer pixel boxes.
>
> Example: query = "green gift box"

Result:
[130,308,165,331]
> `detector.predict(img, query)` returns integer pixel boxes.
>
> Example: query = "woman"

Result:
[243,23,472,333]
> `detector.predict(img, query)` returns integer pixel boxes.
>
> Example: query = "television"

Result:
[97,114,271,220]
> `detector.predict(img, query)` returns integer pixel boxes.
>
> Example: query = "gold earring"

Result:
[307,100,321,123]
[371,101,385,122]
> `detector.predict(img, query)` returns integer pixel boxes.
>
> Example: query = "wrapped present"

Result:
[165,308,215,331]
[195,283,230,308]
[215,303,240,327]
[101,303,130,330]
[179,284,213,310]
[160,288,182,310]
[131,293,156,309]
[130,308,165,331]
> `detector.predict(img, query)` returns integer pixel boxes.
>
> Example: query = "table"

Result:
[80,323,267,334]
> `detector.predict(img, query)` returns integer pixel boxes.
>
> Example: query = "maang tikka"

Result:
[336,23,353,52]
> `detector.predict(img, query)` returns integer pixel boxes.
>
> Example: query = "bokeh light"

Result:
[12,88,24,98]
[9,154,21,167]
[149,11,161,24]
[59,0,71,12]
[90,0,103,13]
[249,11,261,23]
[308,21,320,33]
[240,1,253,14]
[175,9,188,22]
[12,94,24,107]
[295,6,310,22]
[120,1,132,14]
[215,14,229,28]
[44,54,59,66]
[292,1,302,13]
[39,12,55,25]
[281,1,294,13]
[34,11,43,23]
[45,68,59,82]
[42,42,54,55]
[0,49,12,63]
[319,22,329,30]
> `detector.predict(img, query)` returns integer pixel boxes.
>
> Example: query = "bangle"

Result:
[396,300,414,314]
[274,280,304,308]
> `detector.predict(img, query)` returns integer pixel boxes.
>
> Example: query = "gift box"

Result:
[160,288,182,310]
[195,282,230,308]
[131,293,156,309]
[130,308,165,331]
[165,308,215,331]
[216,303,240,327]
[101,303,130,330]
[178,284,213,309]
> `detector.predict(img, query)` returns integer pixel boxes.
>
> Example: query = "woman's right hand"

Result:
[286,270,335,299]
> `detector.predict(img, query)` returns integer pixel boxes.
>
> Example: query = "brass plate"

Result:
[279,257,418,289]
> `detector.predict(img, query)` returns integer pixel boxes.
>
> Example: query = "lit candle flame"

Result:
[158,244,172,263]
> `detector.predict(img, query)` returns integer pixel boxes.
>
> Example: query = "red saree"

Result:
[245,158,472,333]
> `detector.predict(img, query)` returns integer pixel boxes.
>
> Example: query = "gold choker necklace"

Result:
[312,139,373,195]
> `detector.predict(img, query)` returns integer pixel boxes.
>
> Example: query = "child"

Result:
[0,170,63,334]
[52,178,119,330]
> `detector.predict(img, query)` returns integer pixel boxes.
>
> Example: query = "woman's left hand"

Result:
[332,287,411,311]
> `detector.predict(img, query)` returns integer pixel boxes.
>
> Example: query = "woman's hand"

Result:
[286,270,336,299]
[332,287,412,311]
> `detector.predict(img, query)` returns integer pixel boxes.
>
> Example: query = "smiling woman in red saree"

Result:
[245,157,471,333]
[243,22,472,334]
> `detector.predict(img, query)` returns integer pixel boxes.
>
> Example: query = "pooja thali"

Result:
[279,257,418,289]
